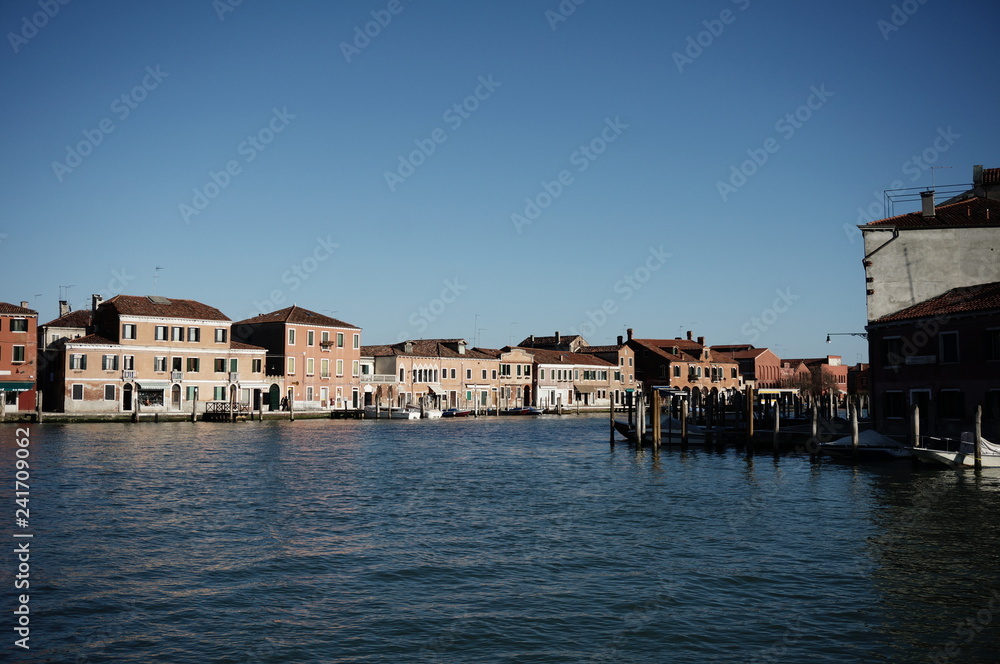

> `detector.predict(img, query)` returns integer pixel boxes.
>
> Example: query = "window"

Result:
[940,331,959,364]
[321,359,330,378]
[336,359,344,376]
[123,355,134,370]
[12,346,25,363]
[155,326,168,341]
[574,370,580,380]
[288,329,296,345]
[215,328,227,343]
[399,368,405,382]
[252,359,262,373]
[287,357,295,375]
[673,365,681,378]
[214,386,226,400]
[122,324,137,339]
[214,358,226,372]
[104,385,116,401]
[450,368,456,379]
[882,337,903,368]
[986,330,1000,361]
[882,391,905,419]
[308,330,315,346]
[10,318,28,332]
[72,384,84,400]
[187,327,200,342]
[482,369,487,380]
[70,354,87,370]
[337,332,344,348]
[186,386,199,400]
[353,333,360,349]
[938,390,965,419]
[352,360,360,377]
[102,354,119,371]
[628,357,633,366]
[172,357,182,372]
[187,357,200,372]
[306,358,315,376]
[524,365,531,377]
[466,369,472,380]
[229,358,238,373]
[172,326,183,341]
[154,356,167,372]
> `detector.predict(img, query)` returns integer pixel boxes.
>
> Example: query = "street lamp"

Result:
[826,332,868,343]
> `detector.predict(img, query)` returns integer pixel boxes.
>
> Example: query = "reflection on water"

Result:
[2,417,999,663]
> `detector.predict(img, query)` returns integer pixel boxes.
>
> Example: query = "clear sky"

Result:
[4,0,999,363]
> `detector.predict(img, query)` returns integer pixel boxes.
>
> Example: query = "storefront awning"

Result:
[0,381,34,392]
[574,384,596,394]
[136,381,169,390]
[425,384,443,395]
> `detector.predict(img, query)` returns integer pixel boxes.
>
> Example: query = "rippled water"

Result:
[4,416,1000,663]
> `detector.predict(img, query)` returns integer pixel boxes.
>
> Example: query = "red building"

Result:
[0,302,38,414]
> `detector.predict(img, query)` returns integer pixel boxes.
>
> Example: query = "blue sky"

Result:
[3,0,999,363]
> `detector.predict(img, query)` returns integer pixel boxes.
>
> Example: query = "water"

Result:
[4,416,1000,663]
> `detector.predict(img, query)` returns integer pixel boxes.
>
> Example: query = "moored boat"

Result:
[442,408,472,417]
[910,433,1000,468]
[503,406,542,416]
[819,429,910,461]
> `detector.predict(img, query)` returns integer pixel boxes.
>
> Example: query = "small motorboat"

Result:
[910,433,1000,468]
[614,415,710,445]
[503,407,542,416]
[442,408,472,417]
[818,429,911,461]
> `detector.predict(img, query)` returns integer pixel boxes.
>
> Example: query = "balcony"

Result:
[229,372,240,383]
[122,370,136,381]
[360,374,397,383]
[171,371,183,382]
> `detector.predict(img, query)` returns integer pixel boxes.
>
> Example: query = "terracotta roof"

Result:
[520,347,615,367]
[578,345,623,354]
[861,196,999,228]
[362,339,495,360]
[518,334,585,347]
[64,333,118,346]
[0,302,37,315]
[234,305,358,329]
[630,338,738,365]
[716,348,771,360]
[41,309,92,328]
[983,168,1000,185]
[873,281,1000,323]
[230,340,266,351]
[103,295,230,321]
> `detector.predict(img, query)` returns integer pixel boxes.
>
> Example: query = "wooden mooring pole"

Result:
[772,403,780,455]
[911,404,920,448]
[681,399,689,447]
[652,389,661,449]
[745,386,754,450]
[609,397,615,447]
[975,405,983,471]
[850,400,859,462]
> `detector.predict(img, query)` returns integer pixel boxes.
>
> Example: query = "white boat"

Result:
[422,409,443,419]
[819,429,911,461]
[910,433,1000,468]
[391,408,421,420]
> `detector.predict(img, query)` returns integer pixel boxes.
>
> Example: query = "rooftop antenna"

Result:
[153,266,164,295]
[508,321,519,346]
[60,285,75,308]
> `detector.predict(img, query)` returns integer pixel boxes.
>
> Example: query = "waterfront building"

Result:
[781,356,848,397]
[518,332,587,352]
[479,347,535,409]
[865,281,1000,440]
[626,329,741,401]
[362,339,500,411]
[711,344,783,389]
[521,347,618,410]
[37,300,92,412]
[0,301,38,414]
[234,306,361,410]
[859,164,1000,438]
[577,338,639,406]
[55,294,267,414]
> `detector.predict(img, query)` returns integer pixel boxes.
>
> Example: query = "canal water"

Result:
[4,416,1000,663]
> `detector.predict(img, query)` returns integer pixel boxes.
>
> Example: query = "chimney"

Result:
[92,294,103,312]
[403,341,413,353]
[617,335,623,346]
[974,164,984,185]
[686,330,693,340]
[555,331,561,345]
[697,336,705,346]
[20,301,29,309]
[529,334,535,346]
[921,190,935,218]
[59,300,70,317]
[626,328,633,341]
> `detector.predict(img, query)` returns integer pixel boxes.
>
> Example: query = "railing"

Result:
[171,371,183,382]
[122,370,136,381]
[229,372,240,382]
[360,374,397,383]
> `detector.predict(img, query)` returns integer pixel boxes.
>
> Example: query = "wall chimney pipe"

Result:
[921,190,935,218]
